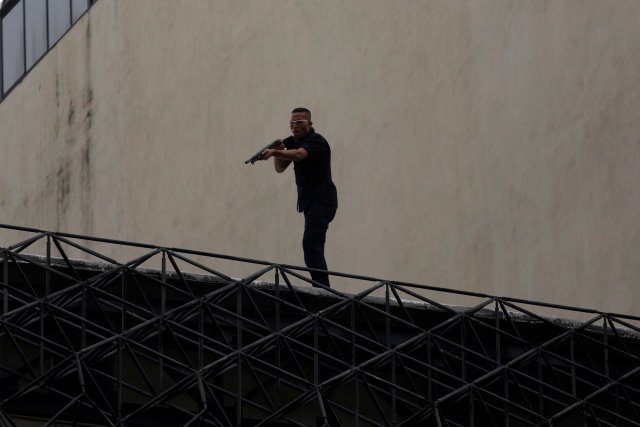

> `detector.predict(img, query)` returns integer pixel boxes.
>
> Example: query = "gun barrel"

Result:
[244,152,261,164]
[245,139,284,164]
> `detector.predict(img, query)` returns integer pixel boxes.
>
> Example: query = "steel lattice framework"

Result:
[1,224,639,426]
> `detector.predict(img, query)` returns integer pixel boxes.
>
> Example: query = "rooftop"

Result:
[1,224,639,425]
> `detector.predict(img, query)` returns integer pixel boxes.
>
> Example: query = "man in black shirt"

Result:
[262,107,338,287]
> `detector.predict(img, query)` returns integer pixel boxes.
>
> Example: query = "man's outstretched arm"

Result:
[263,147,308,173]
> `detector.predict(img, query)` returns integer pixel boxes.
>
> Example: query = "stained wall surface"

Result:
[1,0,639,313]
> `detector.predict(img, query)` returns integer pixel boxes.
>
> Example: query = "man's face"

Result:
[290,112,311,139]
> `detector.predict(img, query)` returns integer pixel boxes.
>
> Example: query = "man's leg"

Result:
[302,207,335,287]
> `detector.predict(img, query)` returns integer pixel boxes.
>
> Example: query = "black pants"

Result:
[302,204,337,288]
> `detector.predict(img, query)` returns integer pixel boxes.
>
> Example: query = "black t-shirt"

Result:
[284,129,338,213]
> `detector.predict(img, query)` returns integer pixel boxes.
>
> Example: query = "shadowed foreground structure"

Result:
[1,225,639,426]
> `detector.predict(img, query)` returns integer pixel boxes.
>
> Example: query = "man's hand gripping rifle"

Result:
[245,139,286,164]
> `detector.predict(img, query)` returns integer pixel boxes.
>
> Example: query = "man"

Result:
[262,107,338,287]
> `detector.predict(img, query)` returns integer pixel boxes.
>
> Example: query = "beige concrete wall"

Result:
[1,0,639,313]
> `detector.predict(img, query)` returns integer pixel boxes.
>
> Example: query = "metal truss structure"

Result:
[1,224,639,426]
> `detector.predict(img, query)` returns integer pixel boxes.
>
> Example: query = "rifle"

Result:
[245,139,284,164]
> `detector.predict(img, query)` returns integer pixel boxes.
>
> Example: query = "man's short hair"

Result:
[291,107,311,120]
